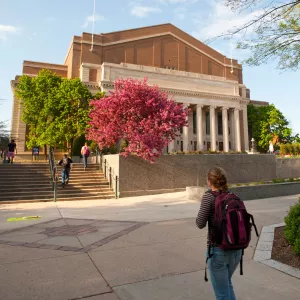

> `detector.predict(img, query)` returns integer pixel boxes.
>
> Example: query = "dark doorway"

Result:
[219,142,224,151]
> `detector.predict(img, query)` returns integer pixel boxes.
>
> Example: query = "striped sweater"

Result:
[196,191,216,246]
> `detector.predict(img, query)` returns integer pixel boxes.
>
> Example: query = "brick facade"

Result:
[10,23,267,153]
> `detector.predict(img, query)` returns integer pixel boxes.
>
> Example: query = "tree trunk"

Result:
[70,137,74,156]
[44,145,47,160]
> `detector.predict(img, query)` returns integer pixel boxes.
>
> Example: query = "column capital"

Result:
[222,106,229,111]
[209,105,216,110]
[234,108,242,112]
[197,104,204,108]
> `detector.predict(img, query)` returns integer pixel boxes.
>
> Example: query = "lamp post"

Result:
[251,138,255,153]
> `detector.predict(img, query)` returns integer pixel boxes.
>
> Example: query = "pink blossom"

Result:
[87,78,188,162]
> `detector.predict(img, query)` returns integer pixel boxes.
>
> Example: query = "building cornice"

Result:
[23,61,67,71]
[103,62,239,84]
[101,81,244,102]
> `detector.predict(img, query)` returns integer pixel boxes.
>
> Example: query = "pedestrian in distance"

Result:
[196,167,258,300]
[81,142,90,170]
[58,154,73,188]
[7,139,17,164]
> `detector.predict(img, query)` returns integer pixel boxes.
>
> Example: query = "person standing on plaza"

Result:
[196,167,257,300]
[81,142,90,170]
[58,154,73,188]
[269,141,274,154]
[7,139,17,164]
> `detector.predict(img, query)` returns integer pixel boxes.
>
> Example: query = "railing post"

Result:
[104,159,107,179]
[115,176,118,199]
[109,167,112,188]
[95,147,98,164]
[100,155,103,171]
[54,181,57,202]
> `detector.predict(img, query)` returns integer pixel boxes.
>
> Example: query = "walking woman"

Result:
[196,167,243,300]
[81,142,90,170]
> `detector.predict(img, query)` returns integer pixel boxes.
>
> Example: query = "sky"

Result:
[0,0,299,134]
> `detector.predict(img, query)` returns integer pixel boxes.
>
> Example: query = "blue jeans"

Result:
[207,247,242,300]
[61,168,70,184]
[83,155,88,168]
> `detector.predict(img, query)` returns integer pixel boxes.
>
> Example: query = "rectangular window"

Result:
[218,112,223,135]
[180,141,183,152]
[208,61,212,75]
[180,126,183,134]
[193,111,197,134]
[206,112,210,135]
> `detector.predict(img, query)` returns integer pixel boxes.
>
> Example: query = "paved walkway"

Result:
[0,192,299,300]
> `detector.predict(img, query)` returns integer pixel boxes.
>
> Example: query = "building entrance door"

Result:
[207,142,211,151]
[219,142,224,151]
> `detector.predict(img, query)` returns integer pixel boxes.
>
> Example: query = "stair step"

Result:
[0,195,115,203]
[0,163,113,203]
[0,190,114,201]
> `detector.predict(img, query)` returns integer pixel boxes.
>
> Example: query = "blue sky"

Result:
[0,0,299,133]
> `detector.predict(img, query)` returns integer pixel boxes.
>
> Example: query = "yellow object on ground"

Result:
[7,216,41,222]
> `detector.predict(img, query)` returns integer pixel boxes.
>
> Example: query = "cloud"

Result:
[82,14,105,28]
[131,6,162,17]
[192,1,263,41]
[0,25,18,41]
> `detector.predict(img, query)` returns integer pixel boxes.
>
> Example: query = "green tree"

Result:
[222,0,300,70]
[248,104,294,151]
[16,69,92,154]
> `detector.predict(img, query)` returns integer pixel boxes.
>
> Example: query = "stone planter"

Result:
[186,186,206,201]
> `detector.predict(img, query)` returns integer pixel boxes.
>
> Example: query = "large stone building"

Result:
[11,23,267,154]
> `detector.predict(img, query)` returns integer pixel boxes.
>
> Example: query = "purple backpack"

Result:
[211,191,258,250]
[205,191,258,281]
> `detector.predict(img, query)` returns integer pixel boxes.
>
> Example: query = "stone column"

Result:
[196,105,203,150]
[234,108,241,152]
[168,139,175,153]
[183,105,189,151]
[222,107,229,152]
[242,105,249,151]
[210,106,216,151]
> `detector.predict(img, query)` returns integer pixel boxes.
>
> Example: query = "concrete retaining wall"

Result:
[232,182,300,201]
[111,154,276,197]
[276,158,300,179]
[102,154,300,197]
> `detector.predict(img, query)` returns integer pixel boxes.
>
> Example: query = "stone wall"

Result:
[103,154,279,197]
[276,158,300,179]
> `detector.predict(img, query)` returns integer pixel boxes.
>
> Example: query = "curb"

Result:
[254,222,300,279]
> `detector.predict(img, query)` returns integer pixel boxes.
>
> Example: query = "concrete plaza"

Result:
[0,192,299,300]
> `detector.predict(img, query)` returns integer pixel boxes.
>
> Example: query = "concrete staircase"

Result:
[0,163,115,202]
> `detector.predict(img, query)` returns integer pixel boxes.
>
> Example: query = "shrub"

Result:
[280,143,287,155]
[284,199,300,256]
[286,144,293,155]
[294,143,300,155]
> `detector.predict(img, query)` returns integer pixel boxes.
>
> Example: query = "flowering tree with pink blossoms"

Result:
[87,78,188,162]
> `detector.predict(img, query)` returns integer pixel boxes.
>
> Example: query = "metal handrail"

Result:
[99,154,119,199]
[49,147,59,202]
